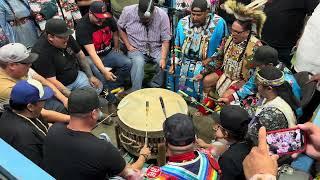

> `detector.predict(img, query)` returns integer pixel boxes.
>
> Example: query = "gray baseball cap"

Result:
[0,43,38,64]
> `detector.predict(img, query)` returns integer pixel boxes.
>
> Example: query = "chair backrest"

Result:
[293,71,317,108]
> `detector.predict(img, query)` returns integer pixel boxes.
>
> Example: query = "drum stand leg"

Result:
[157,143,166,166]
[115,124,122,149]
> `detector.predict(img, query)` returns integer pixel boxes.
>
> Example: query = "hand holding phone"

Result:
[266,128,306,156]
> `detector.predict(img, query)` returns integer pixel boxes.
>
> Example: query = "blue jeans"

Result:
[128,50,164,91]
[87,51,132,90]
[44,98,68,114]
[66,71,102,94]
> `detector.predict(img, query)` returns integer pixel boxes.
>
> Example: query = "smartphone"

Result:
[266,128,306,156]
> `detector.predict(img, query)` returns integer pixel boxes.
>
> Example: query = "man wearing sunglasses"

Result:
[76,1,132,97]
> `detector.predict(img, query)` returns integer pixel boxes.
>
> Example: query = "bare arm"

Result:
[41,109,70,123]
[32,72,68,106]
[119,28,136,51]
[130,145,150,170]
[84,44,109,73]
[159,40,170,69]
[130,155,147,170]
[75,50,94,78]
[161,40,170,60]
[46,77,71,97]
[118,145,150,178]
[84,44,116,81]
[113,31,120,50]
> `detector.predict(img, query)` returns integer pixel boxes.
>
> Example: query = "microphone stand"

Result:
[159,3,189,91]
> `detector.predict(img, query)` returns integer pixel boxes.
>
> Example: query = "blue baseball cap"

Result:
[10,79,54,104]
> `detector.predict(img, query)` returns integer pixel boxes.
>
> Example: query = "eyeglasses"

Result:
[231,28,246,35]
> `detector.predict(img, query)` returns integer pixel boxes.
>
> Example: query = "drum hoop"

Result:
[116,118,165,138]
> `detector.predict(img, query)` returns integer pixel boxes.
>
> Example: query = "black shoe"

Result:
[100,89,120,105]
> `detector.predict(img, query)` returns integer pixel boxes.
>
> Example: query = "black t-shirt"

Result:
[32,34,81,86]
[0,106,48,168]
[218,142,251,180]
[261,0,319,48]
[76,14,118,56]
[43,123,126,180]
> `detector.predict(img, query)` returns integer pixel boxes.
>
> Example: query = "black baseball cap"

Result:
[252,45,279,66]
[68,88,107,114]
[45,19,73,37]
[90,1,112,19]
[138,0,155,18]
[163,113,195,146]
[218,105,250,137]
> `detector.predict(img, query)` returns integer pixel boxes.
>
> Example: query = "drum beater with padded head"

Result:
[159,96,167,119]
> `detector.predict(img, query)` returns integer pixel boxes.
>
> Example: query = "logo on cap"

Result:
[101,5,106,12]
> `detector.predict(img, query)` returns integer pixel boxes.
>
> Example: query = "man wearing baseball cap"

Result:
[32,19,102,100]
[215,105,251,180]
[43,87,150,179]
[145,113,221,179]
[0,43,38,111]
[0,43,70,123]
[219,46,301,115]
[76,1,132,94]
[0,79,53,167]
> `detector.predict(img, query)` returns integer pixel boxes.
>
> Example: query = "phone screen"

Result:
[266,128,305,155]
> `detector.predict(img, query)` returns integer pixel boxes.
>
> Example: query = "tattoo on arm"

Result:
[76,51,94,78]
[60,87,71,97]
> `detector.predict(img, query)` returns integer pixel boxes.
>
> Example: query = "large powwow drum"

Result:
[117,88,188,159]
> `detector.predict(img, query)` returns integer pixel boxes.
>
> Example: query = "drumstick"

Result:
[178,90,215,113]
[159,96,167,119]
[145,101,149,146]
[93,113,114,129]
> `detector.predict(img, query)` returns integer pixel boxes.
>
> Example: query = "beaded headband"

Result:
[256,70,285,87]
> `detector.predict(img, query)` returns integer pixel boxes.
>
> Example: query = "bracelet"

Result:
[140,154,149,161]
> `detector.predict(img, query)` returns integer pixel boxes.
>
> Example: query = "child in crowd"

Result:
[197,105,251,179]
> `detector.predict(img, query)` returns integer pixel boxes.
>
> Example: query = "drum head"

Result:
[117,88,188,132]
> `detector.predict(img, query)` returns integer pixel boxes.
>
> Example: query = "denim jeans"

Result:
[87,51,132,90]
[44,98,68,114]
[66,71,102,94]
[127,50,164,91]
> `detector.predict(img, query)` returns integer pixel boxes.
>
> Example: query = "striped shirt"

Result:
[117,5,171,59]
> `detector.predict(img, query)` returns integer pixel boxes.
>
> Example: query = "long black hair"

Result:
[258,66,301,116]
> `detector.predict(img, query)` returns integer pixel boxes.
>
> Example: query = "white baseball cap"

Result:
[0,43,38,64]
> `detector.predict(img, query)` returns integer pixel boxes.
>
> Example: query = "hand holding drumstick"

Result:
[130,144,151,170]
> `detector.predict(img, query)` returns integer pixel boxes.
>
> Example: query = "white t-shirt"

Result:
[294,4,320,75]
